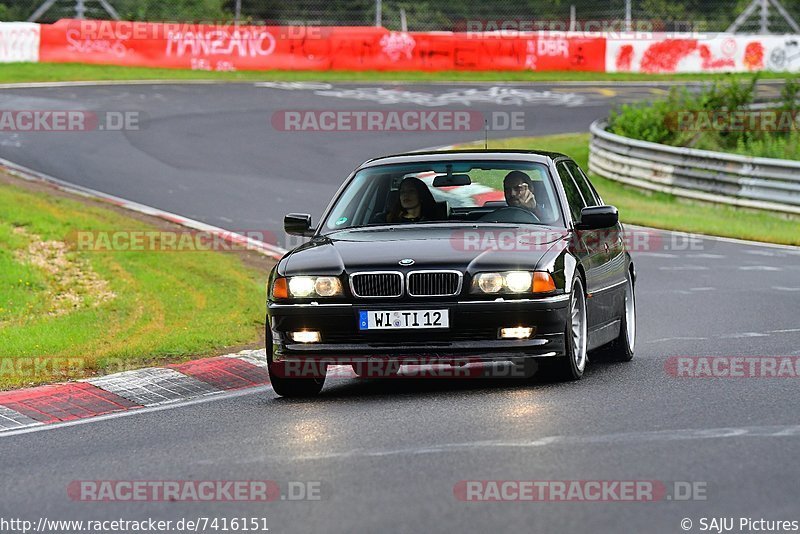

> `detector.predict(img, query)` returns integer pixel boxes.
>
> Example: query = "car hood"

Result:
[282,225,568,275]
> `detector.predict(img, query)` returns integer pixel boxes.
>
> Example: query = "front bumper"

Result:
[268,294,569,363]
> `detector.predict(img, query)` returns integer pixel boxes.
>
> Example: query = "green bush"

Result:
[0,2,26,20]
[780,77,800,112]
[607,75,800,160]
[736,130,800,160]
[608,100,675,144]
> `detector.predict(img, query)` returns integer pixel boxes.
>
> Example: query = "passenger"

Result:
[503,170,547,221]
[386,177,437,223]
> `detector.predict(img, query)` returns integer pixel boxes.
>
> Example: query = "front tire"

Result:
[601,270,636,362]
[539,276,588,381]
[266,326,325,397]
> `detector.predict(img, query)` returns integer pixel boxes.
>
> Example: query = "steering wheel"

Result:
[478,206,541,224]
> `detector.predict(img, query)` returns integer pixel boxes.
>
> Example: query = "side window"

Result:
[565,161,599,207]
[556,162,586,223]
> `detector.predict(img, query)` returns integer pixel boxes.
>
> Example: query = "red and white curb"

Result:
[0,349,270,434]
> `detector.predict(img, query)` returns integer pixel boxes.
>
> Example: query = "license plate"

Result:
[359,309,449,330]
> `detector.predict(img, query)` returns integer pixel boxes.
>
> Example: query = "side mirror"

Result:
[576,205,618,230]
[284,213,315,237]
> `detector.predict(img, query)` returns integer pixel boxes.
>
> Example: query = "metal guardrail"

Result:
[588,120,800,215]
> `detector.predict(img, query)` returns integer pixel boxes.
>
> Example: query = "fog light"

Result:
[290,331,321,343]
[500,327,533,339]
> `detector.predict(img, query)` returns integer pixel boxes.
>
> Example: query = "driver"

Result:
[503,171,545,220]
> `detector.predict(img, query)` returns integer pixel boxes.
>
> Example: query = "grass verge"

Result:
[458,133,800,246]
[0,172,270,390]
[0,62,794,84]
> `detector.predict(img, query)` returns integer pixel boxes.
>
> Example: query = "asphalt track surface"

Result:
[1,81,799,533]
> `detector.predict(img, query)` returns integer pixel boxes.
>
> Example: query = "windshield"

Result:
[321,160,563,234]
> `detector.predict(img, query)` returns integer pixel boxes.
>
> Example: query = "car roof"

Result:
[358,149,568,169]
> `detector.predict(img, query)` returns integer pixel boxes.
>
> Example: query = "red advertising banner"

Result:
[39,20,606,72]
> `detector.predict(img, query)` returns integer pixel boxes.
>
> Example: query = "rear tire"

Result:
[538,277,587,381]
[266,325,325,398]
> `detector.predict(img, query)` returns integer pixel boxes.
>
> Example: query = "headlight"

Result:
[505,271,533,293]
[477,273,504,293]
[273,276,343,299]
[471,271,555,295]
[314,277,341,297]
[288,276,315,297]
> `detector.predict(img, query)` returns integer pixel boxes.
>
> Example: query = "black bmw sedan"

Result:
[266,150,636,397]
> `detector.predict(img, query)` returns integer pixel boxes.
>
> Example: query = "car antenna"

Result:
[484,119,489,149]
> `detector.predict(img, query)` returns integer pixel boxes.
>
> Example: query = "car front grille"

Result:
[407,271,462,297]
[350,272,403,298]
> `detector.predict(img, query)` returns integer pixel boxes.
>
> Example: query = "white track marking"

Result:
[685,253,726,259]
[646,337,708,343]
[310,86,588,107]
[0,406,42,431]
[659,265,709,271]
[624,224,800,252]
[0,385,273,439]
[288,424,800,461]
[634,252,677,258]
[254,82,334,90]
[725,332,771,338]
[0,80,228,90]
[745,249,780,257]
[739,265,782,271]
[638,287,715,294]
